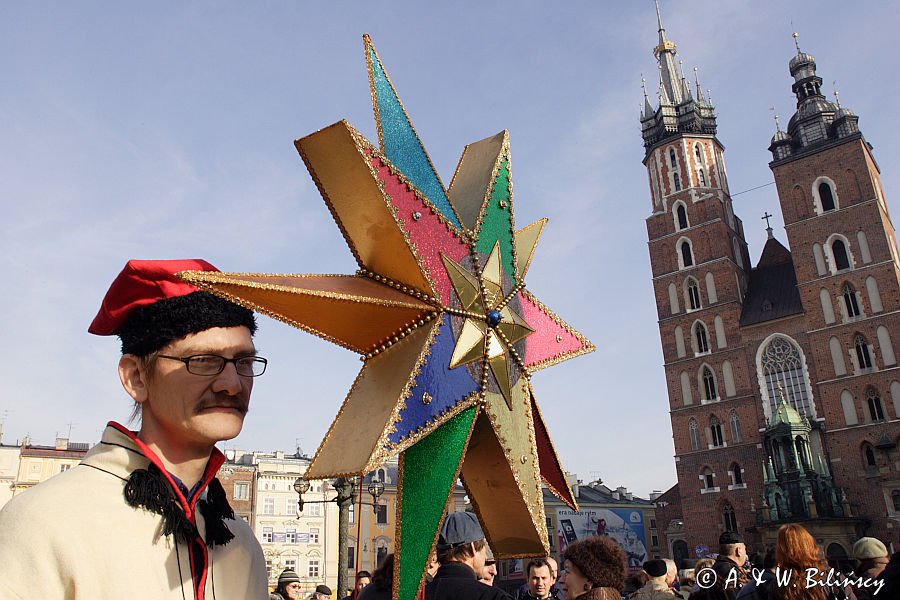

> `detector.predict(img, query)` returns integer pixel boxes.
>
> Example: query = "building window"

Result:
[262,527,273,543]
[819,182,836,211]
[59,464,71,473]
[686,278,701,310]
[730,411,742,443]
[234,481,249,501]
[710,417,724,448]
[695,323,709,354]
[308,502,321,516]
[689,419,700,451]
[310,528,320,544]
[680,240,694,268]
[348,545,356,569]
[286,528,297,544]
[375,503,388,525]
[308,559,320,578]
[698,169,707,186]
[674,173,682,191]
[348,503,354,523]
[702,467,715,489]
[676,204,689,230]
[285,558,297,571]
[759,335,814,418]
[832,239,851,271]
[863,445,877,469]
[843,284,861,318]
[856,335,873,370]
[867,389,885,422]
[670,149,677,168]
[377,545,388,567]
[723,503,737,532]
[702,367,718,402]
[730,464,743,486]
[893,490,900,512]
[263,497,275,515]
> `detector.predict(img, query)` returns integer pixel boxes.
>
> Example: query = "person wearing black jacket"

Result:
[425,511,511,600]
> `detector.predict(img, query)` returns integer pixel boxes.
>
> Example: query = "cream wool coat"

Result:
[0,424,268,600]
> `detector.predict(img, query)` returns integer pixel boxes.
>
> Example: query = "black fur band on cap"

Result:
[118,291,257,356]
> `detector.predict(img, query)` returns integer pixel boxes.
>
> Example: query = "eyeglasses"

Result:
[157,354,268,377]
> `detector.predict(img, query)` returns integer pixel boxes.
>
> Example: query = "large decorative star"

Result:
[179,35,593,600]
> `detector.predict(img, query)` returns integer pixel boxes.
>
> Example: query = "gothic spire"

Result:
[653,0,683,105]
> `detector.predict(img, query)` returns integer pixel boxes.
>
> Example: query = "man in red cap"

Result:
[0,259,269,599]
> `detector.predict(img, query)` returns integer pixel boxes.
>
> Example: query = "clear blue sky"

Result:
[2,1,898,497]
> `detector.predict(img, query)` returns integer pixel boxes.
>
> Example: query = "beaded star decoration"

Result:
[180,35,593,600]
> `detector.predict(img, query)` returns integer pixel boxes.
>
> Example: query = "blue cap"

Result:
[437,511,485,549]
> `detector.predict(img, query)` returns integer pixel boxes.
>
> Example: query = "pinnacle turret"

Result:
[640,1,717,153]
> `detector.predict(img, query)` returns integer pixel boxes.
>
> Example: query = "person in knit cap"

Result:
[0,259,268,599]
[274,569,304,599]
[558,536,627,600]
[851,537,889,600]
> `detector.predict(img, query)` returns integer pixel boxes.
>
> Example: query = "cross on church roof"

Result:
[762,211,774,239]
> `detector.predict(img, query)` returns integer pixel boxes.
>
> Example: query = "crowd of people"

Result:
[321,519,899,600]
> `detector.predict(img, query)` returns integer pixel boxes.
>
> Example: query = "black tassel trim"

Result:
[198,477,235,547]
[123,463,233,547]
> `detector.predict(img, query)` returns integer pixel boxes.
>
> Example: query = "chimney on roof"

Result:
[55,437,68,450]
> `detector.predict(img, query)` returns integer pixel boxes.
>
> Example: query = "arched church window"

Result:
[698,169,707,187]
[686,278,701,310]
[843,283,861,318]
[670,149,677,168]
[832,239,851,271]
[710,416,724,447]
[723,503,737,532]
[676,203,689,230]
[867,389,885,422]
[730,411,741,443]
[695,323,709,354]
[855,335,873,370]
[695,144,704,164]
[674,173,682,191]
[759,335,815,418]
[702,367,717,402]
[863,444,876,468]
[689,419,700,451]
[819,182,836,211]
[680,240,694,268]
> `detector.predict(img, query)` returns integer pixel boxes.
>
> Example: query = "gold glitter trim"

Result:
[363,34,466,229]
[393,404,481,600]
[520,288,596,371]
[478,382,550,552]
[178,270,437,356]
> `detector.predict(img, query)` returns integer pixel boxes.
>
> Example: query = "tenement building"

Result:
[642,12,900,563]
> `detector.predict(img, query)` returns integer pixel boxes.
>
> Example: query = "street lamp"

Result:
[293,476,387,598]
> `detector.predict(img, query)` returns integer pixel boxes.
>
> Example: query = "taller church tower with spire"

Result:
[643,8,900,563]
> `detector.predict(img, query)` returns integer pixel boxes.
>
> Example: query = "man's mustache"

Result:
[194,395,249,415]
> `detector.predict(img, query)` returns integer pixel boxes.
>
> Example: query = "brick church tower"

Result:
[642,8,900,564]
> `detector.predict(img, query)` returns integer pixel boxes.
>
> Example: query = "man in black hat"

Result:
[710,531,748,600]
[425,511,512,599]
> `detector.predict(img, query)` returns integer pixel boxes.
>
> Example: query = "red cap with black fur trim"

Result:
[89,259,256,357]
[89,259,218,335]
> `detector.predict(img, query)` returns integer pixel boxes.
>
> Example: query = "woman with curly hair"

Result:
[559,536,627,600]
[756,524,855,600]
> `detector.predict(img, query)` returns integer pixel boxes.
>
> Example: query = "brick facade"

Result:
[642,24,900,560]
